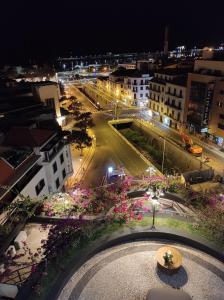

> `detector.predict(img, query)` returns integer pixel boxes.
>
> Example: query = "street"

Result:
[67,85,148,187]
[82,83,224,175]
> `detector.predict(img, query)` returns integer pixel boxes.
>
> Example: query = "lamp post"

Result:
[151,198,159,230]
[160,136,166,173]
[114,100,119,119]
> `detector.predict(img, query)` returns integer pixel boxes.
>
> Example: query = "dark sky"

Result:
[1,0,224,64]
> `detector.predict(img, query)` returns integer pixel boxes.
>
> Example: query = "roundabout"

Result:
[57,240,224,300]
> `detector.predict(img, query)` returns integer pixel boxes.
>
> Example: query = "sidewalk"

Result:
[65,136,96,189]
[144,112,224,161]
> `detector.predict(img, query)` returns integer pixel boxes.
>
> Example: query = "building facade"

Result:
[97,68,151,106]
[208,80,224,146]
[148,70,188,130]
[4,127,73,194]
[32,81,61,118]
[0,149,49,223]
[186,60,224,135]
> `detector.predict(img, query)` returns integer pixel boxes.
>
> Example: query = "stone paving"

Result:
[58,241,224,300]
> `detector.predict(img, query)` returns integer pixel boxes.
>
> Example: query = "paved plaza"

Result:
[58,241,224,300]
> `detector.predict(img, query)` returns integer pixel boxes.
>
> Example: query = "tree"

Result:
[69,130,92,156]
[68,100,82,113]
[74,112,94,130]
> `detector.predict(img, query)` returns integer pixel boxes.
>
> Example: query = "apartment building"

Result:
[4,127,73,194]
[0,148,48,223]
[97,68,151,106]
[186,59,224,137]
[149,69,188,129]
[209,80,224,146]
[32,81,61,118]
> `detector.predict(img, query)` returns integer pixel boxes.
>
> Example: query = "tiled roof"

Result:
[4,127,54,147]
[110,68,144,77]
[0,158,14,185]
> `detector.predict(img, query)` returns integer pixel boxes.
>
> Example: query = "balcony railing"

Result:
[164,101,182,110]
[166,91,183,98]
[42,141,64,162]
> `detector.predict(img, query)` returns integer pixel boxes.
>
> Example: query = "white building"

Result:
[97,68,151,106]
[124,74,150,106]
[32,81,61,118]
[3,127,73,195]
[0,148,49,223]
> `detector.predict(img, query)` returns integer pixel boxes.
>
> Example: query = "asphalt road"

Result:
[68,85,148,187]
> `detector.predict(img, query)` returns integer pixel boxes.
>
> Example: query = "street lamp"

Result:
[159,136,166,173]
[151,198,159,230]
[115,100,119,119]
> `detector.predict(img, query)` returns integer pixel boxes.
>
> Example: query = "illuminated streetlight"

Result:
[108,166,113,173]
[159,136,166,173]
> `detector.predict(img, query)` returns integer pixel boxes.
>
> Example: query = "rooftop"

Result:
[0,151,40,198]
[168,76,188,87]
[155,68,192,76]
[4,127,55,148]
[110,68,147,78]
[0,148,32,168]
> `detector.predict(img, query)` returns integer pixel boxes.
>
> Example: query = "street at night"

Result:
[0,1,224,299]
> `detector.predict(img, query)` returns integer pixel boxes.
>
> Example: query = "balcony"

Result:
[149,97,160,103]
[41,135,65,162]
[164,112,179,121]
[164,101,182,110]
[0,164,42,211]
[166,91,183,98]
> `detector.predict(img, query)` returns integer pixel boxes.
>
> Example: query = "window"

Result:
[55,178,60,189]
[179,90,183,98]
[35,179,45,196]
[217,101,223,107]
[140,86,143,90]
[134,80,137,85]
[53,161,57,173]
[141,80,143,85]
[60,153,64,164]
[146,93,148,97]
[62,168,66,179]
[140,94,143,97]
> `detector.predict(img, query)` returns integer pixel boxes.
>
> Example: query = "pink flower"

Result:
[137,214,143,221]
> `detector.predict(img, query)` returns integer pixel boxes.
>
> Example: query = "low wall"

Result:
[42,227,224,300]
[108,120,163,177]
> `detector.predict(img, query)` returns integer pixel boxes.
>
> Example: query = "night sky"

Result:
[1,0,224,64]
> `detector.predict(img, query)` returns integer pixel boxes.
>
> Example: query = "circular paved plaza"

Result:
[58,241,224,300]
